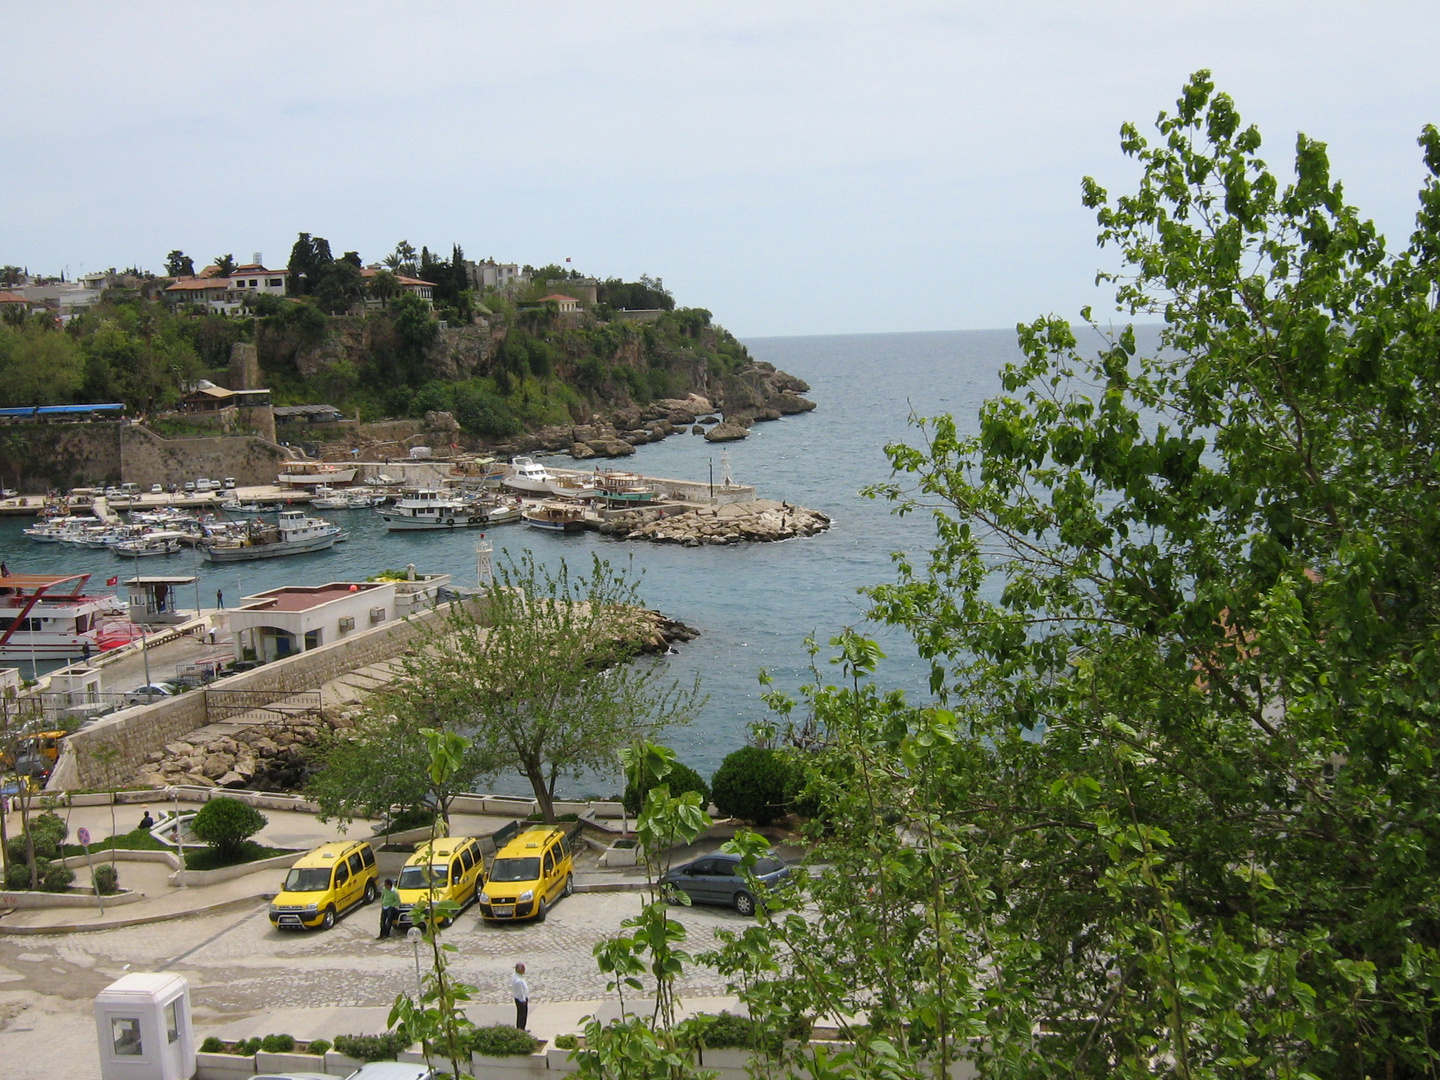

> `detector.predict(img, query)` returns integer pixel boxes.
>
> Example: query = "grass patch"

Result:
[184,841,295,872]
[60,829,169,857]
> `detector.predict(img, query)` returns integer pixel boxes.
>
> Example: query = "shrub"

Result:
[710,747,797,826]
[260,1033,295,1052]
[553,1033,579,1050]
[191,797,267,859]
[41,861,75,892]
[198,1036,225,1053]
[5,861,34,889]
[468,1025,540,1057]
[333,1032,410,1061]
[31,810,68,848]
[236,1037,262,1056]
[92,863,120,895]
[305,1038,331,1056]
[623,759,709,816]
[5,834,28,865]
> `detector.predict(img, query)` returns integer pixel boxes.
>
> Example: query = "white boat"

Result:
[521,501,588,533]
[278,463,358,487]
[502,457,555,495]
[597,470,659,504]
[200,510,342,562]
[547,474,599,500]
[375,489,490,531]
[0,573,131,661]
[109,531,186,556]
[309,485,351,509]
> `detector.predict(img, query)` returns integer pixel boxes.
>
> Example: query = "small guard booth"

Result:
[94,972,195,1080]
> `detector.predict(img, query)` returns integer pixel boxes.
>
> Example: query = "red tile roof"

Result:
[165,277,229,292]
[0,291,26,304]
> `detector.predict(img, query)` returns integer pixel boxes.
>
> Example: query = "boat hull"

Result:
[378,512,491,531]
[201,533,340,562]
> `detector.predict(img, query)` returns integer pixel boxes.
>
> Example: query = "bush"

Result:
[333,1032,410,1062]
[31,810,68,849]
[623,759,710,817]
[553,1033,579,1050]
[305,1038,331,1056]
[198,1036,225,1053]
[693,1010,806,1053]
[92,863,120,895]
[41,861,75,892]
[5,861,34,889]
[468,1025,540,1057]
[236,1037,262,1056]
[5,834,28,865]
[260,1033,295,1052]
[710,747,797,826]
[191,797,268,859]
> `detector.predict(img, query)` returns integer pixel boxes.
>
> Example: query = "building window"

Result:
[112,1017,143,1056]
[267,278,282,287]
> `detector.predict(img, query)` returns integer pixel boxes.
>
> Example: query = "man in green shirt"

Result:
[378,878,400,939]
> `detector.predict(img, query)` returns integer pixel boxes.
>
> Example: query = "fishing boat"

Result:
[547,473,599,500]
[0,573,131,661]
[375,489,490,531]
[596,469,659,504]
[502,457,555,495]
[520,501,588,533]
[200,510,342,562]
[277,463,358,487]
[308,485,352,509]
[108,531,186,557]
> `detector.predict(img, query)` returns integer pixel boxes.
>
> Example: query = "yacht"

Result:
[502,457,555,495]
[0,572,130,661]
[375,489,490,531]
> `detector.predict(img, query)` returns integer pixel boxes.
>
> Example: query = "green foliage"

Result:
[5,860,33,889]
[190,797,267,859]
[451,381,520,438]
[304,1038,331,1056]
[259,1033,295,1053]
[552,1033,579,1050]
[92,863,120,895]
[596,275,674,312]
[710,747,794,826]
[693,1010,786,1051]
[0,323,85,406]
[623,759,709,816]
[234,1037,262,1056]
[41,861,75,892]
[332,1032,410,1062]
[198,1036,225,1053]
[468,1025,540,1056]
[29,811,67,855]
[183,841,289,871]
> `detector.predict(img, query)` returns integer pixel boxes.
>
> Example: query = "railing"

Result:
[202,688,322,723]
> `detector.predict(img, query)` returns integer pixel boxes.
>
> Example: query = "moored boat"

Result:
[0,572,130,661]
[200,510,342,562]
[521,501,588,533]
[596,469,659,504]
[503,457,555,495]
[376,489,490,531]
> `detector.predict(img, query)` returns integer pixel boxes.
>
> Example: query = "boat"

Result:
[108,531,186,556]
[375,489,490,531]
[278,463,359,487]
[596,469,659,504]
[308,485,351,509]
[502,457,555,495]
[547,473,599,500]
[220,498,265,513]
[0,573,130,661]
[483,502,523,525]
[200,510,343,562]
[521,501,588,533]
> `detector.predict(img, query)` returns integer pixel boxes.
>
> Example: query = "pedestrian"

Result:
[378,878,400,939]
[511,962,529,1030]
[138,808,154,830]
[216,588,224,610]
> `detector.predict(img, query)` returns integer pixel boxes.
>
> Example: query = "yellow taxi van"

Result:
[477,825,574,923]
[269,840,379,930]
[394,835,485,928]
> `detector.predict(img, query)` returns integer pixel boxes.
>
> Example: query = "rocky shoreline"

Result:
[600,498,831,546]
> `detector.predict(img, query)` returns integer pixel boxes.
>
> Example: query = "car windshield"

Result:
[489,856,541,882]
[283,867,332,892]
[398,864,449,889]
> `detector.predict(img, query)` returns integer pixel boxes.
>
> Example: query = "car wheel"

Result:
[536,897,548,923]
[363,881,377,905]
[321,906,336,930]
[562,872,574,898]
[733,891,756,916]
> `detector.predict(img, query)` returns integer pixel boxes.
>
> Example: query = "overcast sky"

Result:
[4,3,1437,337]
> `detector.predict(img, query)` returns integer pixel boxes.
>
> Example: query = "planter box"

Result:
[194,1050,257,1080]
[0,888,142,909]
[598,842,639,868]
[58,849,182,871]
[256,1050,326,1072]
[470,1050,550,1076]
[546,1046,582,1073]
[171,851,300,887]
[324,1051,366,1073]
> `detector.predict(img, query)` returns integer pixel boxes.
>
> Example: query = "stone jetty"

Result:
[600,498,830,545]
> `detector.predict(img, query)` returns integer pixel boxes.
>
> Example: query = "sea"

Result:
[2,328,1036,794]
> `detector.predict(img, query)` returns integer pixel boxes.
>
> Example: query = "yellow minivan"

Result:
[269,840,378,930]
[477,826,575,923]
[395,835,485,929]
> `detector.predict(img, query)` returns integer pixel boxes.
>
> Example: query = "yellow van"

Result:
[268,840,379,930]
[395,835,485,928]
[478,825,575,923]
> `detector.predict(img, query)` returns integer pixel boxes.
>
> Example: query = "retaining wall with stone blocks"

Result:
[65,601,483,788]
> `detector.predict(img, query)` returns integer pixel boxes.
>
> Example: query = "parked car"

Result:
[223,477,237,488]
[477,825,574,923]
[122,682,179,706]
[269,840,379,930]
[661,851,792,915]
[395,836,485,928]
[183,480,196,492]
[150,483,163,494]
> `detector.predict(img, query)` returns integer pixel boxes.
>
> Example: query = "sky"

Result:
[3,2,1438,337]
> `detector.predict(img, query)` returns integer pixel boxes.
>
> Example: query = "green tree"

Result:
[367,268,400,307]
[0,323,85,406]
[286,233,334,297]
[190,797,267,861]
[709,746,792,825]
[212,254,237,277]
[164,250,195,277]
[718,73,1440,1078]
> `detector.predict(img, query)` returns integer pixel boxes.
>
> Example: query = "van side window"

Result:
[361,846,376,868]
[543,850,555,877]
[335,862,349,886]
[461,846,475,872]
[452,857,463,882]
[347,853,363,875]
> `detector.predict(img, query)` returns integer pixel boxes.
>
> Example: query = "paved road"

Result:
[0,886,751,1079]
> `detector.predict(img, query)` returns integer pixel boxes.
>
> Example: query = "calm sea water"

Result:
[2,329,1033,790]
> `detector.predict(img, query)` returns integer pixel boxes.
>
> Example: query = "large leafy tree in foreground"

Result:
[715,73,1440,1078]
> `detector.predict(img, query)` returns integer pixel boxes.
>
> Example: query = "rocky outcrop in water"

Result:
[601,499,830,545]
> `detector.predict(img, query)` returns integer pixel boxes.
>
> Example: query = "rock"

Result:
[218,771,248,788]
[705,422,750,443]
[164,741,195,757]
[146,750,166,763]
[691,424,705,435]
[700,415,720,424]
[201,753,232,780]
[621,499,830,546]
[570,442,598,460]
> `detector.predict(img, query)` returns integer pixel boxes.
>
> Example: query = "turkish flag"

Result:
[106,576,118,586]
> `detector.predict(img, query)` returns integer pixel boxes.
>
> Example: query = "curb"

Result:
[0,894,267,935]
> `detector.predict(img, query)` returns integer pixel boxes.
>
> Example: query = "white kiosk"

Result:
[94,972,195,1080]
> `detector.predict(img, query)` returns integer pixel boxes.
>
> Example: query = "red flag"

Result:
[106,576,118,586]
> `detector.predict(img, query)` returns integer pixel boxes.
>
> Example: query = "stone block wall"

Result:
[119,425,290,488]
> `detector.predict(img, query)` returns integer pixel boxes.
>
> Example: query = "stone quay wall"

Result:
[65,601,481,789]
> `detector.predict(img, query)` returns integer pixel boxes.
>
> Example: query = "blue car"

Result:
[661,851,791,915]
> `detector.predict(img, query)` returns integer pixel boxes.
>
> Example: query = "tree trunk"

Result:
[520,757,555,822]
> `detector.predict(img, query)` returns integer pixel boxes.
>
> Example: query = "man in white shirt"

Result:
[511,961,529,1030]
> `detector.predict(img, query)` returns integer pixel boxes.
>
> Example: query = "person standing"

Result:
[511,962,529,1030]
[216,588,224,610]
[378,878,400,939]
